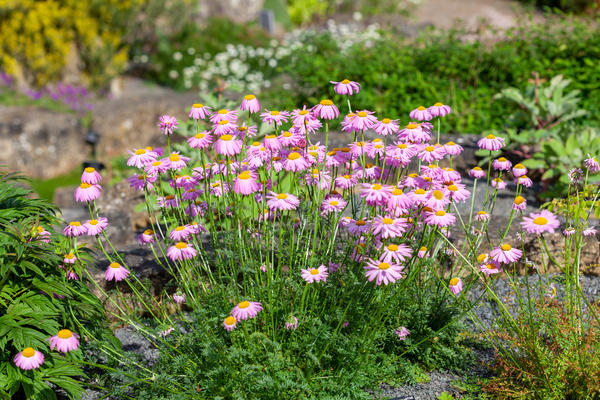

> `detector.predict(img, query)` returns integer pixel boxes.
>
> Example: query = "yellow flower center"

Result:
[218,120,229,125]
[533,217,548,226]
[487,263,496,270]
[225,316,236,325]
[417,106,426,110]
[448,185,458,192]
[169,153,181,161]
[238,301,250,309]
[193,103,203,108]
[486,134,496,139]
[57,329,73,339]
[407,124,417,129]
[65,252,74,259]
[381,118,391,124]
[270,111,280,116]
[397,143,407,149]
[392,188,403,196]
[288,152,301,160]
[477,211,487,216]
[434,102,444,107]
[70,221,81,226]
[501,244,512,251]
[378,262,390,270]
[356,220,366,226]
[514,196,525,205]
[152,161,161,167]
[80,183,91,189]
[282,131,292,137]
[341,79,351,84]
[357,111,368,117]
[220,134,233,141]
[433,190,444,200]
[435,210,446,216]
[473,166,482,171]
[175,226,185,231]
[84,167,95,173]
[330,200,339,206]
[320,99,333,106]
[244,94,255,100]
[420,246,427,252]
[415,189,425,195]
[89,219,98,225]
[135,149,146,155]
[36,226,44,233]
[299,110,309,115]
[110,262,121,269]
[218,109,228,114]
[382,218,393,225]
[449,277,459,286]
[175,242,187,249]
[277,193,288,200]
[22,347,35,357]
[498,157,507,162]
[477,253,488,263]
[165,195,175,199]
[310,268,320,275]
[387,244,398,251]
[372,184,382,190]
[425,146,435,152]
[194,133,205,139]
[343,174,352,179]
[144,229,153,235]
[238,171,251,180]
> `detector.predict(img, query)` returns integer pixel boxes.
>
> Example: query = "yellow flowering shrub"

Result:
[0,0,143,87]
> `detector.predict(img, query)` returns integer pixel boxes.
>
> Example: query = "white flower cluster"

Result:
[135,22,382,92]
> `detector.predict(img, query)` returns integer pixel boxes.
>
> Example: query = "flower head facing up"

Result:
[521,210,560,235]
[14,347,44,370]
[64,221,87,237]
[223,316,237,331]
[513,195,527,211]
[105,262,130,282]
[49,329,80,353]
[301,265,329,283]
[231,301,262,321]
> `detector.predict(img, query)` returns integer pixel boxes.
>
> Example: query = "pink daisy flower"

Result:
[187,131,213,150]
[63,221,87,237]
[312,99,339,120]
[425,210,456,228]
[491,178,507,190]
[210,108,238,124]
[330,79,360,95]
[475,211,490,222]
[301,265,329,283]
[74,183,101,203]
[173,293,186,304]
[165,153,190,170]
[145,159,169,175]
[428,102,452,117]
[214,134,242,156]
[513,196,527,211]
[449,277,463,295]
[169,225,192,241]
[445,183,470,203]
[583,226,597,237]
[232,300,262,320]
[481,262,502,276]
[425,189,450,211]
[477,134,505,151]
[223,316,237,331]
[285,315,299,330]
[282,152,309,172]
[398,123,430,143]
[361,183,393,207]
[14,348,44,370]
[350,110,378,132]
[84,217,108,236]
[409,106,432,121]
[32,225,51,243]
[321,196,347,215]
[468,166,486,179]
[379,243,412,264]
[105,262,130,281]
[514,175,533,187]
[364,258,404,286]
[442,141,463,156]
[234,170,260,195]
[372,216,407,239]
[63,252,76,264]
[237,123,257,139]
[167,242,197,261]
[490,243,522,264]
[395,326,410,340]
[335,174,357,190]
[213,119,237,136]
[81,167,102,184]
[189,103,211,120]
[260,110,289,125]
[138,229,155,244]
[512,163,527,178]
[492,157,512,171]
[585,155,600,173]
[240,94,260,113]
[49,329,80,353]
[374,118,400,136]
[346,218,371,236]
[266,192,300,211]
[158,115,178,135]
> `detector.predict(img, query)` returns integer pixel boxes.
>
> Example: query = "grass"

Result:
[30,167,83,201]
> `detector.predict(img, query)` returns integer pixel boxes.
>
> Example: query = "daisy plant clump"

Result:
[85,79,600,398]
[0,171,112,399]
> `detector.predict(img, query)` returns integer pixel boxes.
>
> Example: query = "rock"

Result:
[0,106,86,179]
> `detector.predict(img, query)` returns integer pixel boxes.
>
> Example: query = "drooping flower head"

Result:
[409,106,432,121]
[189,103,211,120]
[138,229,155,244]
[81,167,102,184]
[585,155,600,173]
[260,110,289,125]
[428,102,452,117]
[223,316,237,331]
[330,79,360,95]
[312,99,340,120]
[395,326,410,340]
[240,94,260,113]
[64,221,87,237]
[105,262,130,281]
[468,166,486,179]
[158,115,179,135]
[214,134,242,156]
[49,329,80,353]
[84,217,108,236]
[449,277,463,295]
[477,134,505,151]
[74,183,101,203]
[285,315,299,331]
[14,348,44,370]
